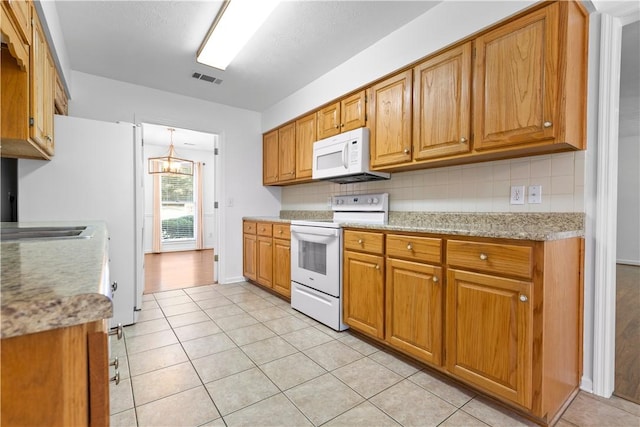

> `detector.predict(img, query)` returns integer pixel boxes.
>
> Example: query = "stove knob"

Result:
[373,198,379,204]
[367,198,373,204]
[337,199,343,205]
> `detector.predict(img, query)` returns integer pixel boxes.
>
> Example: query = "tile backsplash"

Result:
[281,152,585,213]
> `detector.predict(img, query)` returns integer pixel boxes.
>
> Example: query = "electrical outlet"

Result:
[528,185,542,204]
[510,185,525,205]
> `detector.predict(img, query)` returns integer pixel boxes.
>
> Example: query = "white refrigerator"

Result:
[18,115,144,327]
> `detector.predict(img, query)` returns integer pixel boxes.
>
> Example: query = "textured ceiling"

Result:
[55,0,440,113]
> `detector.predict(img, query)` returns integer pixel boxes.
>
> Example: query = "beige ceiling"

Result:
[55,0,440,113]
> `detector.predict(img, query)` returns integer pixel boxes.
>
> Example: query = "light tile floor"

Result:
[110,282,640,427]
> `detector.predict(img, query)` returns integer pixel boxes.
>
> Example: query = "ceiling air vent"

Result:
[192,72,223,85]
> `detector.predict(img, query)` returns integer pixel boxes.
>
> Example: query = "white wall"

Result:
[67,71,281,284]
[143,144,216,253]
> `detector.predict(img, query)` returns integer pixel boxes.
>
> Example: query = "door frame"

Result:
[591,3,639,398]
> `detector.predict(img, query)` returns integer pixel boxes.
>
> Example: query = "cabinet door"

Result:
[262,130,279,184]
[42,49,55,156]
[317,101,340,139]
[341,91,366,132]
[474,4,559,150]
[413,42,472,160]
[243,233,257,281]
[446,269,532,408]
[386,258,442,365]
[5,0,30,44]
[257,236,273,288]
[278,123,296,182]
[273,238,291,297]
[343,250,384,339]
[30,16,48,149]
[369,70,413,168]
[295,113,316,179]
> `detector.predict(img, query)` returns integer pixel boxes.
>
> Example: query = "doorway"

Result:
[614,20,640,404]
[141,123,219,294]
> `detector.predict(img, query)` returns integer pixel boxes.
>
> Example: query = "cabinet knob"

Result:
[407,243,413,251]
[375,264,380,270]
[335,124,339,129]
[110,371,120,385]
[109,323,123,340]
[403,148,410,154]
[340,123,345,128]
[433,276,439,283]
[358,239,363,245]
[111,281,118,293]
[519,294,528,302]
[278,230,283,234]
[110,357,119,369]
[479,253,488,261]
[543,121,552,128]
[460,137,467,144]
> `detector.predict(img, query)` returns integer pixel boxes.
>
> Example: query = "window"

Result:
[161,174,195,240]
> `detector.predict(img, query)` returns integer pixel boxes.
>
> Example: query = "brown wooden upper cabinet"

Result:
[4,0,31,45]
[317,91,366,140]
[413,42,472,161]
[369,70,413,168]
[295,113,316,180]
[262,124,296,185]
[473,1,586,151]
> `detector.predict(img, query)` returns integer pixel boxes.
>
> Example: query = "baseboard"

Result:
[580,376,594,394]
[219,276,246,285]
[616,259,640,266]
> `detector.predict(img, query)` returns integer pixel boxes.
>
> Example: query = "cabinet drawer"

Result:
[344,230,384,255]
[447,240,533,279]
[243,221,257,234]
[257,223,273,237]
[386,234,442,264]
[272,223,290,240]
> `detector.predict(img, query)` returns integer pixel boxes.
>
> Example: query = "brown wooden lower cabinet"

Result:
[343,228,583,425]
[242,220,291,298]
[1,319,110,427]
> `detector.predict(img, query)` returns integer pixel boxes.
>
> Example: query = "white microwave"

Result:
[312,127,390,184]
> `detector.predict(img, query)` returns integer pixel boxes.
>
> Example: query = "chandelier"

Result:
[148,128,194,176]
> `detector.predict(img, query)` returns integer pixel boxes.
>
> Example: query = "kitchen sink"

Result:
[0,225,95,242]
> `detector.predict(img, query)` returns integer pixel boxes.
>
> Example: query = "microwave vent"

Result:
[192,72,223,85]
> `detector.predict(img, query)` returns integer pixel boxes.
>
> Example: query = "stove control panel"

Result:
[332,193,389,212]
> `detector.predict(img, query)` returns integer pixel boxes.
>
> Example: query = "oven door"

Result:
[290,225,341,297]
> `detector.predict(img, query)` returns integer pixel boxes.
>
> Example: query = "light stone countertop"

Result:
[245,211,584,241]
[1,221,113,339]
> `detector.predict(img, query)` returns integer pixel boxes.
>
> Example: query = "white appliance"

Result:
[290,193,389,331]
[18,115,144,327]
[312,127,390,184]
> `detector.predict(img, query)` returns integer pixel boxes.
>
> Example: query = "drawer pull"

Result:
[519,294,528,302]
[433,276,439,283]
[110,357,119,369]
[479,253,488,261]
[110,371,120,385]
[358,239,363,245]
[278,230,283,234]
[407,243,413,251]
[109,323,123,340]
[543,121,553,128]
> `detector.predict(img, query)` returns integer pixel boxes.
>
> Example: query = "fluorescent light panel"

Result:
[197,0,280,70]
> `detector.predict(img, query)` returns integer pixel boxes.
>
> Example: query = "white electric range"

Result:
[290,193,389,331]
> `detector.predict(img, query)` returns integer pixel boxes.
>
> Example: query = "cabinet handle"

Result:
[433,276,439,283]
[403,148,410,154]
[407,243,413,251]
[460,137,467,144]
[110,371,120,385]
[543,121,552,128]
[110,357,119,369]
[109,323,123,340]
[479,253,488,261]
[358,239,363,245]
[519,294,528,302]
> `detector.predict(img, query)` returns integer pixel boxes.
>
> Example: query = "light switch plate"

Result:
[510,185,525,205]
[528,185,542,204]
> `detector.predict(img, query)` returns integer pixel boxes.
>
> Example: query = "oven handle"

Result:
[291,227,339,242]
[342,141,349,169]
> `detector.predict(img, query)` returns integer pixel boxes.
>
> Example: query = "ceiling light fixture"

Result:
[148,128,194,176]
[197,0,280,71]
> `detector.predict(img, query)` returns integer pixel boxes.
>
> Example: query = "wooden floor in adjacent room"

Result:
[614,263,640,404]
[144,249,215,294]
